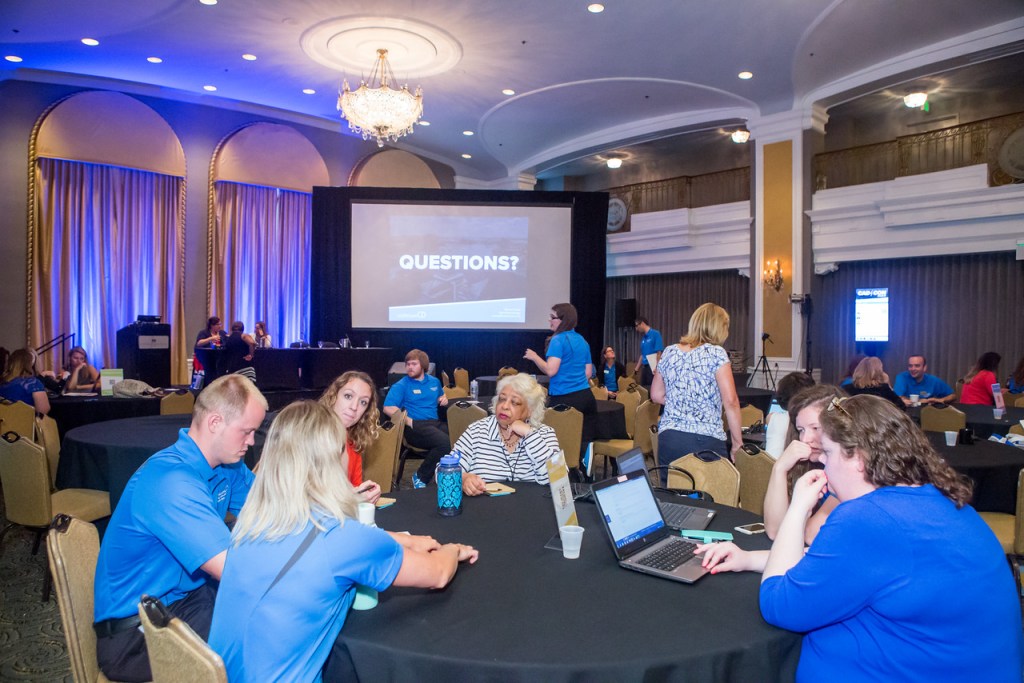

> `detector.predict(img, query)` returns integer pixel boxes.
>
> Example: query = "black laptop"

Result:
[592,470,709,584]
[616,448,715,531]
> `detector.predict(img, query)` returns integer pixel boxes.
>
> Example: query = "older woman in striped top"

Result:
[454,373,561,495]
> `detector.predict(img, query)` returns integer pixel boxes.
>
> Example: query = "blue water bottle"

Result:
[436,453,463,517]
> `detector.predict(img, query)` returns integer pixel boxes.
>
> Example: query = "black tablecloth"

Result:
[49,394,162,439]
[57,414,190,509]
[930,432,1024,514]
[195,347,393,391]
[328,484,800,682]
[737,387,774,415]
[907,403,1024,439]
[474,374,549,397]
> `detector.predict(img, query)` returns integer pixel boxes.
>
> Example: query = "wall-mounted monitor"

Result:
[854,287,889,342]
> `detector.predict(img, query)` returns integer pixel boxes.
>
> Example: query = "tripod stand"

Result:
[749,332,777,390]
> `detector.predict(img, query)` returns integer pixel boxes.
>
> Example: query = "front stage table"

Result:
[327,484,800,682]
[195,347,393,391]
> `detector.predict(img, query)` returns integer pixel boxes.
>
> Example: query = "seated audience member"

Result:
[960,351,1002,405]
[319,370,383,503]
[93,374,267,682]
[596,345,626,397]
[253,320,272,349]
[382,349,449,488]
[892,354,954,405]
[222,321,256,381]
[41,345,101,393]
[838,353,865,388]
[844,356,904,409]
[698,395,1021,681]
[0,348,50,415]
[762,385,845,543]
[455,373,560,494]
[1008,354,1024,394]
[209,401,478,682]
[764,372,815,459]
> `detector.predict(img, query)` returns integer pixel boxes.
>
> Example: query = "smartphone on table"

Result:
[734,522,766,535]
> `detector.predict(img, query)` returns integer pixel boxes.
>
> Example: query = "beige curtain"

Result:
[31,158,187,382]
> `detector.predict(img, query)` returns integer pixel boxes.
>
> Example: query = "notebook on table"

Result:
[616,448,715,531]
[591,470,709,584]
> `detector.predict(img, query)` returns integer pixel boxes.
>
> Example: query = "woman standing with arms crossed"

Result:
[650,303,742,481]
[524,303,595,464]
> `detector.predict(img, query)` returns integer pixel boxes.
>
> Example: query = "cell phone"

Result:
[734,522,766,535]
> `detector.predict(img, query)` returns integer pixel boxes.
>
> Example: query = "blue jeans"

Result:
[656,430,727,485]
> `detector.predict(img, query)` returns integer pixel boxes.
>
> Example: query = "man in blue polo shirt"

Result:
[93,374,267,682]
[892,354,956,406]
[383,348,449,489]
[633,317,664,387]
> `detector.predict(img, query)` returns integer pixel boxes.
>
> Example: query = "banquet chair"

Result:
[363,416,405,494]
[590,385,609,401]
[159,391,195,416]
[447,401,487,450]
[453,367,470,394]
[667,451,740,507]
[616,388,642,440]
[2,432,111,601]
[739,405,764,429]
[36,414,62,489]
[1015,396,1024,409]
[977,468,1024,593]
[733,443,774,515]
[443,386,469,400]
[1010,424,1024,437]
[497,366,518,379]
[441,370,451,388]
[0,398,35,439]
[593,400,660,477]
[626,382,649,403]
[954,379,964,402]
[139,596,227,683]
[543,405,583,470]
[47,514,124,683]
[919,405,967,432]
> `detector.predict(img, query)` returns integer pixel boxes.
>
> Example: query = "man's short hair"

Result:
[908,354,927,366]
[405,348,429,370]
[634,317,649,327]
[193,374,268,425]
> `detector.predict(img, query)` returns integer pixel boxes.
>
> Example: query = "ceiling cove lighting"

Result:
[338,48,423,147]
[903,92,928,108]
[731,129,750,143]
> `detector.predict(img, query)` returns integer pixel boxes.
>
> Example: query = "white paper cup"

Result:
[993,408,1005,420]
[559,525,584,559]
[357,502,376,526]
[909,394,920,406]
[944,431,958,447]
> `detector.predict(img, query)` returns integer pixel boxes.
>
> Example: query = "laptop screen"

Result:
[617,448,646,476]
[593,473,666,549]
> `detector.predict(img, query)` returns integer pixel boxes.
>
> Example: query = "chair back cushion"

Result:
[734,445,774,515]
[453,368,470,393]
[668,453,740,507]
[543,406,583,469]
[37,414,61,489]
[160,391,195,415]
[632,400,660,457]
[363,417,406,494]
[0,431,53,526]
[0,399,36,439]
[739,404,765,429]
[139,596,227,683]
[616,389,642,439]
[920,405,967,432]
[447,402,488,450]
[47,514,102,683]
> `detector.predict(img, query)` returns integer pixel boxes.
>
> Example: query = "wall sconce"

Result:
[762,259,784,292]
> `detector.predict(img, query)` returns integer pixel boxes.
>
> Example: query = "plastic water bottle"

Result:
[190,369,205,391]
[470,379,479,400]
[436,454,463,517]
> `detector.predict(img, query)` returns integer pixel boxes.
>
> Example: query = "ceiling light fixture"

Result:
[461,153,472,159]
[903,92,928,108]
[147,57,162,63]
[338,48,423,147]
[302,88,316,95]
[418,120,430,126]
[606,157,623,169]
[203,85,217,92]
[731,129,750,143]
[502,88,515,96]
[462,130,474,136]
[199,0,218,5]
[5,55,23,63]
[588,4,605,13]
[242,53,257,61]
[738,71,753,80]
[81,38,99,46]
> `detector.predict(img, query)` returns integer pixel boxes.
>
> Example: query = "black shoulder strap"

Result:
[262,524,319,598]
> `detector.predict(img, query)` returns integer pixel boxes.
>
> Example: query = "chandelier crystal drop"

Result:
[338,49,423,147]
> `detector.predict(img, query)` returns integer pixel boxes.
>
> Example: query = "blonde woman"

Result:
[209,401,477,682]
[0,348,50,414]
[844,356,904,410]
[650,303,742,480]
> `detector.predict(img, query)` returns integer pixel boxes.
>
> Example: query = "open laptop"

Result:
[592,470,709,584]
[616,448,715,531]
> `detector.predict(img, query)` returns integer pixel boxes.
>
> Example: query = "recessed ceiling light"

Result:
[302,88,316,95]
[199,0,218,5]
[738,71,753,80]
[461,154,472,159]
[502,88,515,96]
[903,92,928,108]
[418,120,430,126]
[588,4,605,13]
[242,53,257,61]
[462,130,474,136]
[203,85,217,92]
[606,158,622,169]
[81,38,100,46]
[147,57,163,64]
[731,130,750,143]
[5,55,23,63]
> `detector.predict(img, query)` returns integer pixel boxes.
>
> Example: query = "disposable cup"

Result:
[352,585,378,610]
[559,525,584,559]
[944,431,957,447]
[993,408,1005,420]
[909,394,920,406]
[357,502,376,526]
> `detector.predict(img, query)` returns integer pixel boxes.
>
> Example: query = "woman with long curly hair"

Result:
[319,370,383,503]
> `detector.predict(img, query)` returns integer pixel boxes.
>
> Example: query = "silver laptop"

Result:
[616,448,715,531]
[592,470,709,584]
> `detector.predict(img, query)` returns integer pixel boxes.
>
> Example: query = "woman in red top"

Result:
[960,351,1001,405]
[319,370,382,503]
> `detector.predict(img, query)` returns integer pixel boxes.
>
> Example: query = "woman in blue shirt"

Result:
[524,303,595,465]
[700,395,1021,682]
[0,348,50,414]
[209,401,478,682]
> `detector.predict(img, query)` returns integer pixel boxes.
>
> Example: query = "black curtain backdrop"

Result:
[310,187,608,381]
[811,251,1024,387]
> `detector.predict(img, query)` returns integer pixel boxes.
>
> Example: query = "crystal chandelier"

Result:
[338,49,423,147]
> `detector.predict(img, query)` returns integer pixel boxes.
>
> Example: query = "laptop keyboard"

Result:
[658,501,701,528]
[636,538,698,571]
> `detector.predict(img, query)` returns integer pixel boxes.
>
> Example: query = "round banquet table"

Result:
[907,403,1024,439]
[326,484,800,683]
[48,393,162,439]
[929,432,1024,514]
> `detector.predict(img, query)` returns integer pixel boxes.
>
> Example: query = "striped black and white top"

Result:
[452,416,559,485]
